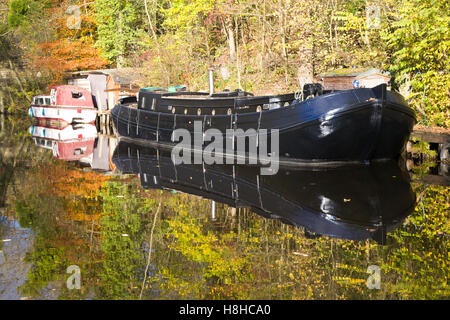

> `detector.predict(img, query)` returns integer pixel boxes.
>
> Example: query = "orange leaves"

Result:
[36,39,109,75]
[28,0,109,77]
[37,161,110,198]
[33,161,110,221]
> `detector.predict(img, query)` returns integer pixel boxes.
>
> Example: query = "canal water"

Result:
[0,114,448,299]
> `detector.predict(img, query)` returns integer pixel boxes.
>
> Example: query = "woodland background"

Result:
[0,0,448,126]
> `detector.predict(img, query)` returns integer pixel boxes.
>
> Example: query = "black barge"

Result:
[111,84,416,165]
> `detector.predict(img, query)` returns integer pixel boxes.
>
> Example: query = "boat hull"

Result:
[30,105,97,124]
[29,123,98,141]
[111,86,416,164]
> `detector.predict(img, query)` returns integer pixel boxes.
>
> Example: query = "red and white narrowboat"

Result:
[30,123,96,162]
[29,123,98,142]
[29,85,97,124]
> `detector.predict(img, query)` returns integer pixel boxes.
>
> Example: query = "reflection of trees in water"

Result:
[3,143,448,299]
[0,116,27,208]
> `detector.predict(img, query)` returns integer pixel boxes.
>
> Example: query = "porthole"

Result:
[211,109,215,116]
[197,108,201,115]
[184,108,188,115]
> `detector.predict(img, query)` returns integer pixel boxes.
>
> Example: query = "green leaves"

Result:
[8,0,35,28]
[384,0,450,126]
[94,0,145,65]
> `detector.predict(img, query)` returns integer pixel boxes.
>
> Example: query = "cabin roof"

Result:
[66,68,140,86]
[50,84,91,91]
[321,67,389,79]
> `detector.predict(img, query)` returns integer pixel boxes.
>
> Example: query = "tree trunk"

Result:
[0,92,4,134]
[226,17,236,62]
[143,0,170,85]
[234,16,241,89]
[117,13,124,68]
[278,1,289,86]
[260,0,266,71]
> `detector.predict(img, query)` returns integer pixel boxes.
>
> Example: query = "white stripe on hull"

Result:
[31,124,98,141]
[31,106,97,123]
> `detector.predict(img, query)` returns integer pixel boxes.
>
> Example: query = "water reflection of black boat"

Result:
[111,84,416,165]
[112,141,416,243]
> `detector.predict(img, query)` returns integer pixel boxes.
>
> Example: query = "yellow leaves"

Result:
[163,203,250,283]
[333,276,366,285]
[292,252,308,257]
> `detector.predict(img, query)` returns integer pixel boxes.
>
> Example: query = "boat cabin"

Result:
[31,85,95,108]
[135,84,326,116]
[32,137,54,149]
[320,67,390,90]
[32,96,52,106]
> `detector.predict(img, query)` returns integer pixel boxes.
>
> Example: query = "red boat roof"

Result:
[54,139,95,161]
[50,85,95,108]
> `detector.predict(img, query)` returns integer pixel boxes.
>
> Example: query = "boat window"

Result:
[38,98,44,105]
[45,98,51,105]
[72,91,83,99]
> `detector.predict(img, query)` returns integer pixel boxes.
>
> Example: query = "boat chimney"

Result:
[208,68,214,95]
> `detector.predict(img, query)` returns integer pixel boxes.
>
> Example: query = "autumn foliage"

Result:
[33,161,110,222]
[29,0,109,79]
[36,39,108,74]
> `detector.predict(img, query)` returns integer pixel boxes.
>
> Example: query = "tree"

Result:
[7,0,38,28]
[94,0,145,67]
[384,0,450,127]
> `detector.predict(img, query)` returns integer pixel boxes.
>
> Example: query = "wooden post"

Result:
[106,113,111,136]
